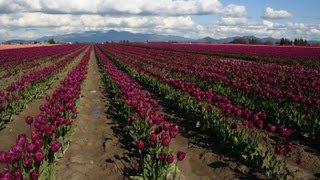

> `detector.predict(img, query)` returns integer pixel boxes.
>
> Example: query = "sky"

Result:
[0,0,319,42]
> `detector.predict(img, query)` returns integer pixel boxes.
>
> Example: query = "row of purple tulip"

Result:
[95,46,186,179]
[0,46,91,179]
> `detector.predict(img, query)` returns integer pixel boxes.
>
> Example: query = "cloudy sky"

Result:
[0,0,319,42]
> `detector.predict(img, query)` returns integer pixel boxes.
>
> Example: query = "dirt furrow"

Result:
[56,50,132,180]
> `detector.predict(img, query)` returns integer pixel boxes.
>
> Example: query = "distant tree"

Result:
[279,38,293,45]
[248,37,262,44]
[294,38,308,46]
[231,37,249,44]
[47,38,56,44]
[263,40,274,45]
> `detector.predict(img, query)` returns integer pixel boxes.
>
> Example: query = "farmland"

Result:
[0,43,320,179]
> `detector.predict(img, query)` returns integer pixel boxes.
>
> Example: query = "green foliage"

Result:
[47,38,56,44]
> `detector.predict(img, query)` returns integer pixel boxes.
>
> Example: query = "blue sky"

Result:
[226,0,319,20]
[0,0,319,41]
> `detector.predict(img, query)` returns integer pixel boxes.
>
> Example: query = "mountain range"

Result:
[2,30,320,44]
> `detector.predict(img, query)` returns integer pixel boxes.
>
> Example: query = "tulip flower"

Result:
[166,154,174,164]
[136,140,145,150]
[177,151,186,161]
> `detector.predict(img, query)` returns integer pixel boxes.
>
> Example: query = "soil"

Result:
[56,50,135,180]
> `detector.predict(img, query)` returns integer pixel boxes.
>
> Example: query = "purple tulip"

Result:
[25,116,34,125]
[50,140,62,152]
[34,150,45,162]
[158,153,165,161]
[27,143,37,153]
[268,124,276,133]
[166,154,174,164]
[161,137,170,147]
[23,155,33,167]
[136,140,145,150]
[177,151,186,161]
[12,169,22,180]
[30,169,39,180]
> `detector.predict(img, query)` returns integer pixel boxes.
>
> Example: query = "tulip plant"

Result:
[0,46,91,179]
[95,46,186,179]
[0,46,86,128]
[98,44,296,179]
[102,44,320,144]
[127,42,320,66]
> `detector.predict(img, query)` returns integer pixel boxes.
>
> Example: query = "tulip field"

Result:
[0,43,320,179]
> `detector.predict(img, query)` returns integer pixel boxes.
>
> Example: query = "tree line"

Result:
[230,37,309,46]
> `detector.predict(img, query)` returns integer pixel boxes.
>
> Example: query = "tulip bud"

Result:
[136,140,145,150]
[177,151,186,161]
[166,154,174,164]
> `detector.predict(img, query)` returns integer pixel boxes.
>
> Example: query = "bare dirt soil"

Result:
[56,51,135,180]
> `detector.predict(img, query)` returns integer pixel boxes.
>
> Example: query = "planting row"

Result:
[0,46,81,83]
[130,43,320,65]
[95,46,186,179]
[111,44,320,101]
[97,45,298,179]
[0,46,86,127]
[103,44,320,143]
[0,46,91,179]
[0,44,84,69]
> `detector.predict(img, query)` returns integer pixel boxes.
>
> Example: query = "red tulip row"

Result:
[99,45,294,139]
[97,45,297,178]
[95,46,185,179]
[0,46,91,179]
[0,47,86,124]
[0,44,84,69]
[0,45,84,81]
[100,44,320,143]
[131,42,320,62]
[108,44,320,106]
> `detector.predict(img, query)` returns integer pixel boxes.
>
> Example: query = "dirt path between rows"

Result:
[0,51,86,154]
[56,50,133,180]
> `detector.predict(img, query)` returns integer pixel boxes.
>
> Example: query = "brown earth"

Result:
[56,50,135,180]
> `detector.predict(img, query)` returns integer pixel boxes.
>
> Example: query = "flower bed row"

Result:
[0,45,83,81]
[0,44,84,69]
[0,47,91,179]
[129,43,320,66]
[104,44,320,144]
[97,45,296,179]
[95,46,186,179]
[0,47,87,127]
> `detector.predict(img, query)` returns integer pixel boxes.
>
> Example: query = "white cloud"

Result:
[0,0,223,16]
[223,4,247,18]
[262,20,274,28]
[220,17,247,25]
[262,7,292,19]
[309,28,320,36]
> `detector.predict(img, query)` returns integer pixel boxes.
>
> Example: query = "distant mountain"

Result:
[36,30,193,43]
[196,36,279,44]
[3,30,320,45]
